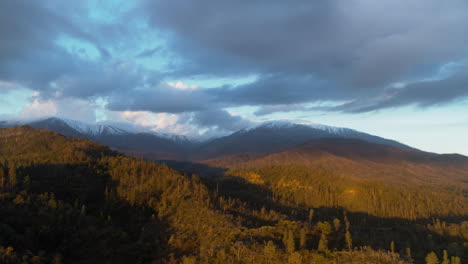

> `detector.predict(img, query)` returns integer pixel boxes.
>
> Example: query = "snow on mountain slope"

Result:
[149,132,200,145]
[192,119,414,160]
[62,118,129,136]
[1,117,416,161]
[248,120,353,136]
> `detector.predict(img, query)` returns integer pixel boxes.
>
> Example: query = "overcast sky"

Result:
[0,0,467,154]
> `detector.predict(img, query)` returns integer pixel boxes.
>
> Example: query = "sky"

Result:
[0,0,467,155]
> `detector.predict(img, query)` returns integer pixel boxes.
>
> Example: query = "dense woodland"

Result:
[0,126,466,263]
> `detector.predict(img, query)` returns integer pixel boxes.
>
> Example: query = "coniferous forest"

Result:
[0,126,466,264]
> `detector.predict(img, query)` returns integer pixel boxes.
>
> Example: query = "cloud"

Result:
[0,81,19,92]
[106,109,252,138]
[167,81,198,90]
[314,64,468,113]
[192,109,254,132]
[2,0,468,136]
[136,47,161,58]
[106,81,218,113]
[0,0,144,101]
[0,1,99,89]
[112,110,196,135]
[143,0,468,111]
[254,104,309,116]
[45,61,146,99]
[19,99,58,120]
[19,96,97,122]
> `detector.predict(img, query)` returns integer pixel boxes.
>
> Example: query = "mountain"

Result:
[0,126,465,263]
[22,117,197,160]
[0,117,418,162]
[204,137,468,189]
[191,120,413,160]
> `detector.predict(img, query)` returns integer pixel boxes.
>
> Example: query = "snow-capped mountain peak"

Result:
[61,118,129,136]
[148,131,199,144]
[244,120,354,136]
[258,120,302,129]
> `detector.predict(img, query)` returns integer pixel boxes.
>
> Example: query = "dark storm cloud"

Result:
[142,0,468,112]
[106,84,218,113]
[191,109,253,132]
[0,0,137,100]
[2,0,468,121]
[210,74,334,105]
[333,66,468,113]
[254,105,309,116]
[0,1,77,87]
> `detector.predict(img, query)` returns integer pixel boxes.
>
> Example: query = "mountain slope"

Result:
[22,117,196,160]
[1,117,420,162]
[0,126,428,263]
[204,138,468,189]
[201,138,468,224]
[192,121,413,160]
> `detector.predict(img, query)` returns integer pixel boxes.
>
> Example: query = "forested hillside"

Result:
[0,127,465,263]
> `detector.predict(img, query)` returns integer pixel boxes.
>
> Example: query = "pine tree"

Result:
[406,247,413,263]
[451,256,461,264]
[299,228,307,249]
[317,221,331,252]
[441,250,449,264]
[333,218,340,232]
[425,252,439,264]
[283,230,289,249]
[318,233,328,252]
[287,230,295,253]
[264,241,276,262]
[8,164,17,188]
[344,211,350,230]
[288,252,303,264]
[345,230,352,251]
[308,209,314,223]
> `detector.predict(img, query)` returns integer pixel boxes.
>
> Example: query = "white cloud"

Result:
[20,98,58,120]
[167,81,198,90]
[19,95,97,122]
[113,110,198,136]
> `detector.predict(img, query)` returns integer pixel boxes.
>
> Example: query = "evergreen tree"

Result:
[317,233,328,252]
[288,252,303,264]
[345,230,352,251]
[451,256,461,264]
[333,218,340,232]
[287,230,295,253]
[264,241,276,261]
[8,164,17,188]
[317,221,331,252]
[283,230,289,249]
[299,228,307,249]
[425,252,439,264]
[406,247,413,263]
[441,250,449,264]
[308,209,314,223]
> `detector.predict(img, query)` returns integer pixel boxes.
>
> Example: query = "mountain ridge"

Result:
[2,117,463,162]
[203,137,468,189]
